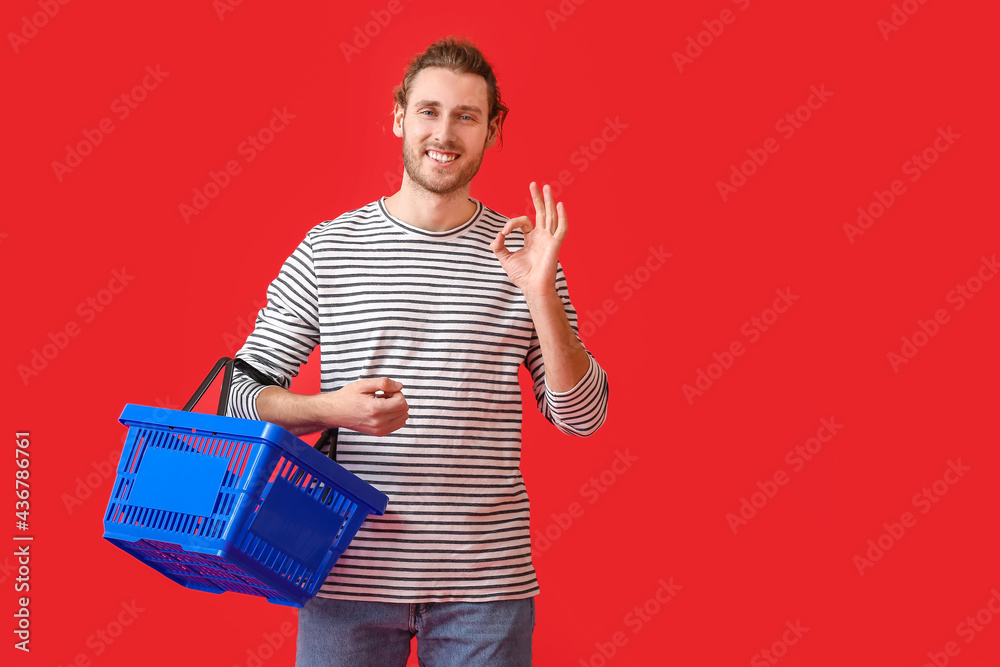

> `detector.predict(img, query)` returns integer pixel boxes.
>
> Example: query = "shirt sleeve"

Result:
[227,233,320,421]
[524,263,609,437]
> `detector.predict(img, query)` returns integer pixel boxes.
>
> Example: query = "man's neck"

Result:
[383,177,478,233]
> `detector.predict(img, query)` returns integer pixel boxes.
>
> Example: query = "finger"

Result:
[377,388,405,400]
[500,216,533,236]
[543,184,557,233]
[554,201,568,241]
[384,377,404,393]
[379,404,409,426]
[355,377,401,396]
[367,399,407,430]
[373,377,403,394]
[529,182,546,231]
[490,230,512,260]
[372,414,408,436]
[381,393,408,410]
[383,413,409,435]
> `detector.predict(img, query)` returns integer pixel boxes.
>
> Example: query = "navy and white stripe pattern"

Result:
[229,198,609,602]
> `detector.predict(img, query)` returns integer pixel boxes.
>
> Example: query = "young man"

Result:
[229,37,609,666]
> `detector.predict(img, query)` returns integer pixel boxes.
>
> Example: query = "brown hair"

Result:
[393,37,509,147]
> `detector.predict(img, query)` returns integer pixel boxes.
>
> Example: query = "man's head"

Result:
[392,38,508,196]
[393,37,508,146]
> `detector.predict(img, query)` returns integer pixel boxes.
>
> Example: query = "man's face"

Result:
[394,67,499,196]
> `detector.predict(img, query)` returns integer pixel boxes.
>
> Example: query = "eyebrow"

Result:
[412,100,484,114]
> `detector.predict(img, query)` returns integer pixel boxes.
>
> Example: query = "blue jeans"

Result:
[295,596,535,667]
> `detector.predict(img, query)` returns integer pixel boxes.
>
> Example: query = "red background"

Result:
[5,0,999,665]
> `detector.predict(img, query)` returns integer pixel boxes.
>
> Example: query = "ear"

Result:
[392,103,405,138]
[485,115,500,149]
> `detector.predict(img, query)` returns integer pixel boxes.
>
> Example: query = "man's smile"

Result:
[426,149,459,164]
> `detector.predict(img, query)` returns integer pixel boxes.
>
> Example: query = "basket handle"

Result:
[182,357,235,415]
[315,427,338,462]
[182,356,339,461]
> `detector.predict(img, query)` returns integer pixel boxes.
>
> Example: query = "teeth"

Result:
[427,150,457,163]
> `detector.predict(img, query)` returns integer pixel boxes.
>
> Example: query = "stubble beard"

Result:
[401,128,486,196]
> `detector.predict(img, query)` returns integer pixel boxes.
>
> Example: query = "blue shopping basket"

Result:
[103,357,388,607]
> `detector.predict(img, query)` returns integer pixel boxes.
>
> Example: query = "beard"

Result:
[401,129,487,196]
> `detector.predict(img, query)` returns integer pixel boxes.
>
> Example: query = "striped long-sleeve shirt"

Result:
[229,198,609,602]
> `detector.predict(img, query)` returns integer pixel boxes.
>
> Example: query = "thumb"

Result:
[367,376,403,394]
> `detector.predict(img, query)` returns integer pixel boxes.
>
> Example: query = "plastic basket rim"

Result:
[118,403,388,515]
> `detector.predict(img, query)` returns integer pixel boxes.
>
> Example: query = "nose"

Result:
[432,115,458,146]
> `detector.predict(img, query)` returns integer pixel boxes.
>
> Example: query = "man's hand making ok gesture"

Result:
[491,181,568,301]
